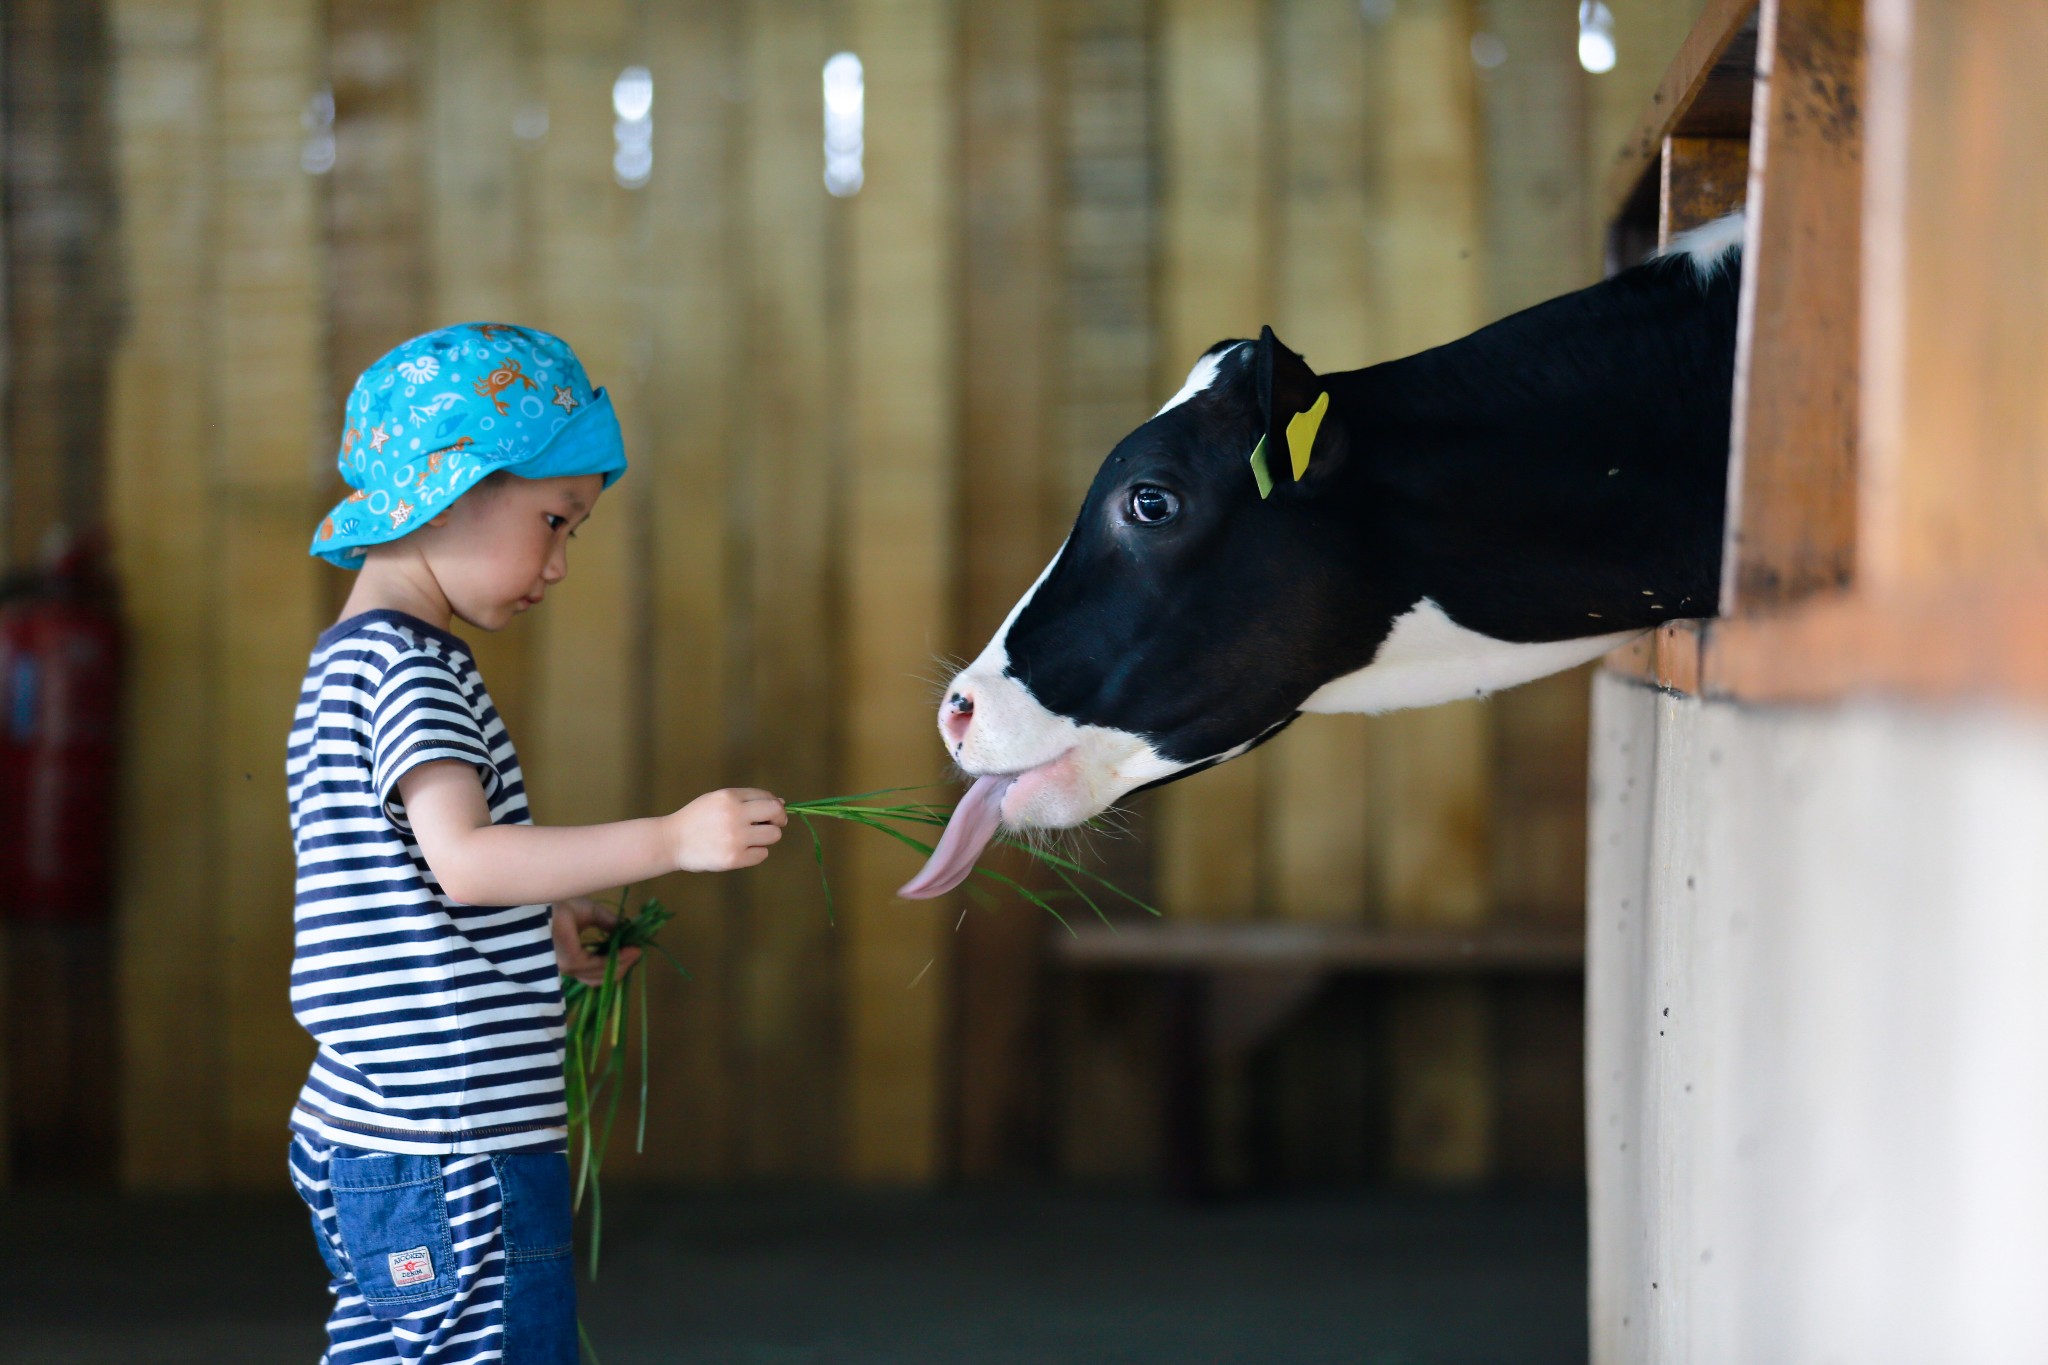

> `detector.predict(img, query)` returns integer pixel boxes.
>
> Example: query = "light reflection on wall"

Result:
[613,66,652,189]
[823,52,864,197]
[1579,1,1618,73]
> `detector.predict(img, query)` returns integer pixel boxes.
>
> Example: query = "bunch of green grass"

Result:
[561,889,682,1282]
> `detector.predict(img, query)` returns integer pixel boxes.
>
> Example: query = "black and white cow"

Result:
[901,214,1746,898]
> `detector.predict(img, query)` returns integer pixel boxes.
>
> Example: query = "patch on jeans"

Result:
[388,1246,435,1287]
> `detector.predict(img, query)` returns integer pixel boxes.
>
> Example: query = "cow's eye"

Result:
[1127,485,1181,525]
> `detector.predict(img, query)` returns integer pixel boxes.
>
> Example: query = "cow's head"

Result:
[901,327,1408,897]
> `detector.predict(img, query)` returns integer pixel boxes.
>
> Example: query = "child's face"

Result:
[422,473,605,631]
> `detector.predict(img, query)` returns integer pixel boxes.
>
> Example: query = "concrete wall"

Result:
[1589,669,2048,1362]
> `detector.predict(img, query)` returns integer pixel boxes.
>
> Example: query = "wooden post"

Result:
[736,0,843,1177]
[840,0,957,1184]
[213,0,328,1178]
[1860,0,2048,590]
[1155,0,1269,921]
[109,0,222,1188]
[527,0,641,831]
[1373,0,1495,1183]
[953,0,1055,1181]
[1721,0,1863,612]
[634,0,742,1182]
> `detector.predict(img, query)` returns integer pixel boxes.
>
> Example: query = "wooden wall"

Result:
[75,0,1703,1189]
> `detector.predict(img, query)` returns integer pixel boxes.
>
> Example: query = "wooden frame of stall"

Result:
[1590,0,2048,1357]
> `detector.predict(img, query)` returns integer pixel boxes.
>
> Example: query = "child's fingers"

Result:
[745,821,784,848]
[744,796,788,827]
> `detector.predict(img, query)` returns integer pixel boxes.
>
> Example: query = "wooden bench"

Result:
[1050,921,1583,1196]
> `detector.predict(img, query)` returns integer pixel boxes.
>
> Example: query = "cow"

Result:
[899,213,1746,899]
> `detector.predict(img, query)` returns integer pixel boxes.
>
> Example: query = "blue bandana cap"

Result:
[312,322,627,568]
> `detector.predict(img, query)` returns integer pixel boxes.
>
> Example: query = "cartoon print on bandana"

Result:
[474,359,539,414]
[311,322,621,569]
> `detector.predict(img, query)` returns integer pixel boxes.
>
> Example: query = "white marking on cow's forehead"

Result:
[1153,341,1247,417]
[1301,598,1644,714]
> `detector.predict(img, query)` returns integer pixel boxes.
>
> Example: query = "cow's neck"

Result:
[1303,253,1740,714]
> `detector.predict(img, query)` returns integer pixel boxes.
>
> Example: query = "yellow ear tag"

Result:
[1249,435,1275,499]
[1286,390,1329,480]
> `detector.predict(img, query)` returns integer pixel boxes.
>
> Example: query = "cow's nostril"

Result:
[942,691,975,747]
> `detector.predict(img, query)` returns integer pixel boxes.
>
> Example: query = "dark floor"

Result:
[0,1185,1587,1364]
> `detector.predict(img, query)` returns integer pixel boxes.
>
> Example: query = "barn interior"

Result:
[2,0,2043,1361]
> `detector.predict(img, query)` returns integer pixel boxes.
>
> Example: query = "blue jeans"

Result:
[290,1136,578,1364]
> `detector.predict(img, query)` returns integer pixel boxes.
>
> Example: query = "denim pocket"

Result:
[330,1151,461,1318]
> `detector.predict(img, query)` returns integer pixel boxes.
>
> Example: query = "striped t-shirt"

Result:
[286,609,566,1155]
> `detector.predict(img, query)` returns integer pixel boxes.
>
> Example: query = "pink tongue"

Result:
[897,774,1016,900]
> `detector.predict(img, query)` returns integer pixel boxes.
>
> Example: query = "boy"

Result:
[287,324,785,1364]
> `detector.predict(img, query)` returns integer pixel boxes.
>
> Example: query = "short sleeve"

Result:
[369,649,501,829]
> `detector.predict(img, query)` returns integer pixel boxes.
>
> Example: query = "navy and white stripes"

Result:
[288,610,566,1156]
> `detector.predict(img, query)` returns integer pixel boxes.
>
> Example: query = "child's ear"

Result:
[426,510,453,529]
[1253,325,1345,494]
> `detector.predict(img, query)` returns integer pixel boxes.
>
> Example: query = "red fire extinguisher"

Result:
[0,536,123,922]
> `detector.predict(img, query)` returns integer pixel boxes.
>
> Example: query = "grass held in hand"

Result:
[561,889,681,1281]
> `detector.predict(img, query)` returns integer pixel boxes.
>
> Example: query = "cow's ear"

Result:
[1252,325,1341,496]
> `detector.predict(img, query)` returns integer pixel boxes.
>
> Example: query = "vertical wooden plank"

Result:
[421,0,539,739]
[527,0,639,831]
[1154,0,1268,921]
[1050,0,1166,1180]
[1373,0,1495,1184]
[3,0,116,569]
[843,0,957,1184]
[1263,0,1375,925]
[1861,0,2048,589]
[109,0,222,1189]
[736,0,842,1177]
[328,0,424,427]
[953,0,1056,1182]
[1660,134,1749,239]
[1054,0,1156,522]
[1476,0,1595,1178]
[213,0,327,1178]
[1721,0,1862,612]
[634,0,740,1182]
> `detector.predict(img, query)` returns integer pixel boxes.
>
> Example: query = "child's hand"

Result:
[668,788,786,872]
[553,897,643,986]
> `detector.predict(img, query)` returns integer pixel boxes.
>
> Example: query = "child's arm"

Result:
[398,759,785,907]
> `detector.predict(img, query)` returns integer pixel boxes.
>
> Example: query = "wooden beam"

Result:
[736,0,842,1176]
[213,0,327,1179]
[1051,922,1584,972]
[109,0,222,1188]
[953,0,1056,1182]
[1720,0,1862,613]
[1860,0,2048,590]
[842,0,957,1184]
[1264,0,1375,925]
[1155,0,1269,921]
